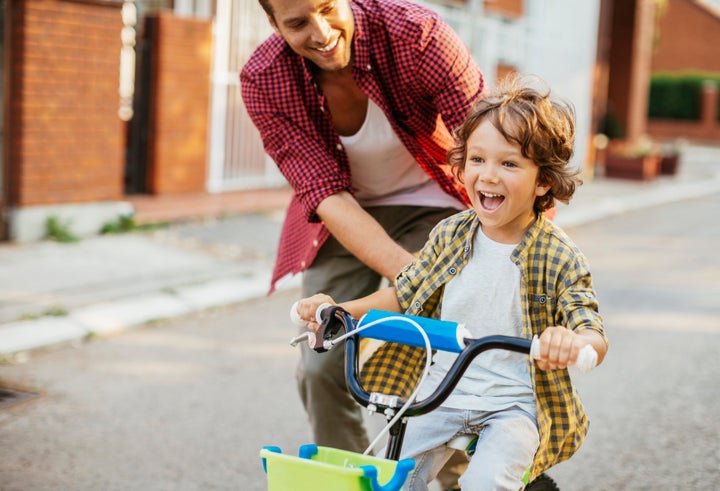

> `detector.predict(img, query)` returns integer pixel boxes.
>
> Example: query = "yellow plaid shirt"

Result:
[360,209,607,479]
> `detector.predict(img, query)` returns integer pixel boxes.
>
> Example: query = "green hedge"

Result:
[649,72,720,121]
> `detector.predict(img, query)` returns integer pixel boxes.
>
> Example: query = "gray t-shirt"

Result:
[417,226,536,418]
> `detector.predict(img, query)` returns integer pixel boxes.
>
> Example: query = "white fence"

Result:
[207,0,286,193]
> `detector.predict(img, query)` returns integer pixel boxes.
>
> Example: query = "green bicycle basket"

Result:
[260,444,415,491]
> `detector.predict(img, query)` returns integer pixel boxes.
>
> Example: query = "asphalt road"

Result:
[1,194,719,490]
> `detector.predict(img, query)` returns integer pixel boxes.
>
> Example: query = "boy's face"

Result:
[267,0,354,73]
[463,119,550,244]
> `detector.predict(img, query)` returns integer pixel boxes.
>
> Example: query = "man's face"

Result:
[267,0,354,72]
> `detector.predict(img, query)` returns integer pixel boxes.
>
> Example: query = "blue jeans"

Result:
[398,406,539,491]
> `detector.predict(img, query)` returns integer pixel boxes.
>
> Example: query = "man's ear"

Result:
[267,14,280,35]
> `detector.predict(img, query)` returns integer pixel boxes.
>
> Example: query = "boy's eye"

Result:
[468,156,484,164]
[503,161,518,168]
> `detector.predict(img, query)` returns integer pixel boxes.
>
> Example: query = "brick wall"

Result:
[145,12,212,195]
[652,0,720,72]
[484,0,523,19]
[649,0,720,142]
[7,0,125,207]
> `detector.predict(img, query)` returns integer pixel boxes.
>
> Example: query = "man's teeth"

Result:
[317,38,338,52]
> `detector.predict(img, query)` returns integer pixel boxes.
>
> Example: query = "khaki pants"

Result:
[296,205,459,453]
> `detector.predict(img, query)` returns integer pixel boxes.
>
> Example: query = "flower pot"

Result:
[604,154,660,181]
[659,154,680,175]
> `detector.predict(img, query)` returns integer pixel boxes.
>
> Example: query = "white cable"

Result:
[288,307,435,456]
[352,316,433,457]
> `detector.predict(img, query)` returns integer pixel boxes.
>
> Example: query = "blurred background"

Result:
[1,0,719,243]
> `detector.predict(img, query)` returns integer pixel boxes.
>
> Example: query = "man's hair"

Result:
[447,74,581,213]
[258,0,273,18]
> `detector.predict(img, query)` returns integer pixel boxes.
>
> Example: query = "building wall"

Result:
[652,0,720,72]
[648,0,720,142]
[523,0,601,172]
[145,12,211,194]
[7,0,124,207]
[485,0,524,18]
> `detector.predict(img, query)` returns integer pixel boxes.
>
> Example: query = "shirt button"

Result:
[312,240,319,247]
[336,143,343,151]
[300,261,306,268]
[366,64,372,71]
[449,267,457,275]
[320,106,325,112]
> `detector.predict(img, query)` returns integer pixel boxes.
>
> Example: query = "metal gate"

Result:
[0,0,6,239]
[207,0,286,193]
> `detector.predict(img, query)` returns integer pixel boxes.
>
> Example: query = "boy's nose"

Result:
[479,164,499,182]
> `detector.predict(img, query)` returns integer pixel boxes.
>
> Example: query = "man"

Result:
[240,0,483,483]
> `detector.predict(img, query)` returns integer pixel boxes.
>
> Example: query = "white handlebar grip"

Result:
[530,335,598,373]
[290,301,305,327]
[575,344,598,374]
[315,302,333,324]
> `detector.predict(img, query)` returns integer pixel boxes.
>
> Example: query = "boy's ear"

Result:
[535,178,551,197]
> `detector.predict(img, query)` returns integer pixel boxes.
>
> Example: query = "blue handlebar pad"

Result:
[356,310,469,353]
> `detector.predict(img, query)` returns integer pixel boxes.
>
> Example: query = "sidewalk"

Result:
[2,144,720,356]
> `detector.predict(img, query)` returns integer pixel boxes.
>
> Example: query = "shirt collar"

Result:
[350,2,372,73]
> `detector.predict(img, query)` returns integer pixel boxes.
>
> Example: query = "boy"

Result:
[295,75,608,490]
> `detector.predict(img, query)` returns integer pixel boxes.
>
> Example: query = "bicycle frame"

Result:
[318,306,533,461]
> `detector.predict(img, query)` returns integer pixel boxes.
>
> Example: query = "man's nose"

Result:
[309,16,332,44]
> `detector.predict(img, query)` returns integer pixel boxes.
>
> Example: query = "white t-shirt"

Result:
[418,226,536,417]
[339,99,464,210]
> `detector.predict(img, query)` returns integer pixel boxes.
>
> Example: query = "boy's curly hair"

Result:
[448,74,581,213]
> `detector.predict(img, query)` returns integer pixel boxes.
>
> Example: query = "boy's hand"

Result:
[534,326,588,371]
[295,294,336,332]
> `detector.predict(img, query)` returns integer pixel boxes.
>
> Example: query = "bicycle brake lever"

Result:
[288,302,338,352]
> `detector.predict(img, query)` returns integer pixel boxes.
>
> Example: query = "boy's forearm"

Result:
[340,287,401,319]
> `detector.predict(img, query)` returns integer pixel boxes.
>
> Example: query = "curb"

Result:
[0,273,300,356]
[554,173,720,228]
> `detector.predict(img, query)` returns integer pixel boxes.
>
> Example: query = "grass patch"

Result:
[45,216,79,243]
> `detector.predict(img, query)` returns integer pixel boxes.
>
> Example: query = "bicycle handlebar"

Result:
[289,304,598,416]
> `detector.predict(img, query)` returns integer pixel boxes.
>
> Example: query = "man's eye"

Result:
[321,1,336,15]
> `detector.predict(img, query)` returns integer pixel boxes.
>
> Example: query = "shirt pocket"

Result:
[526,292,555,333]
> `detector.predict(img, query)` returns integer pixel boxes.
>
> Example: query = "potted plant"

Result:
[604,135,661,181]
[658,139,684,175]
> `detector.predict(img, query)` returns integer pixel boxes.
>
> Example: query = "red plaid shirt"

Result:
[240,0,484,292]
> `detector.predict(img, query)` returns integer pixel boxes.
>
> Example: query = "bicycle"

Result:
[260,304,597,491]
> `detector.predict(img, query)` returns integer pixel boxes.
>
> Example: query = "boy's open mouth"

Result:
[480,191,505,211]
